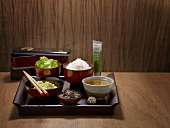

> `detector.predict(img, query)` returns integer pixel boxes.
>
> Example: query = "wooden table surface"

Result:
[0,72,170,128]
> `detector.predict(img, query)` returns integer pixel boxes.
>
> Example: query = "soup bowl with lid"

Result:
[82,76,114,98]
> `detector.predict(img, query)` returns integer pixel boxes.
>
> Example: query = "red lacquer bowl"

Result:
[25,77,64,97]
[35,62,61,77]
[63,62,94,84]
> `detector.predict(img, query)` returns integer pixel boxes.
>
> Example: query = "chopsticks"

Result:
[23,70,49,96]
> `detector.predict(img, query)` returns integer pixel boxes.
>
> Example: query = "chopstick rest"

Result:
[23,70,49,96]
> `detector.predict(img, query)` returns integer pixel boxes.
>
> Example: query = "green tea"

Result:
[85,79,111,86]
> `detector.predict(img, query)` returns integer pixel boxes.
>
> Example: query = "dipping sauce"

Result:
[85,79,111,86]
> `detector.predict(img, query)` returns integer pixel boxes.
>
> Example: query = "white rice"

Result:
[66,58,91,70]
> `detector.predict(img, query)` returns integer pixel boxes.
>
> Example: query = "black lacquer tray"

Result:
[13,73,119,116]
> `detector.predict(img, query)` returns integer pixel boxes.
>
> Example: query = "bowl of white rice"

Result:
[63,58,94,84]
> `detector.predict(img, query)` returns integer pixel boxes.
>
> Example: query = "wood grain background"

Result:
[0,0,170,72]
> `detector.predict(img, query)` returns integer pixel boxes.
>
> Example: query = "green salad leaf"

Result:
[36,56,58,68]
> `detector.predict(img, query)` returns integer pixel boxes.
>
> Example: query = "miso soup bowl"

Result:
[82,76,114,98]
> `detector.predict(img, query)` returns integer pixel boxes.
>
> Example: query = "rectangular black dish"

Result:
[13,73,119,116]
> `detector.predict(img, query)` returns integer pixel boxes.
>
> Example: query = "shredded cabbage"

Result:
[36,81,57,90]
[36,56,58,68]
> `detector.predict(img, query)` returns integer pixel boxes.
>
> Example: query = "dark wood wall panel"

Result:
[0,0,170,72]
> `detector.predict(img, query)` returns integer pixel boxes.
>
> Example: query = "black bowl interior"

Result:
[25,76,64,89]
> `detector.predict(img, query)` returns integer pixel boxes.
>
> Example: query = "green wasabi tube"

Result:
[93,40,103,76]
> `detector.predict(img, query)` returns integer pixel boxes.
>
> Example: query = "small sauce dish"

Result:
[57,90,82,104]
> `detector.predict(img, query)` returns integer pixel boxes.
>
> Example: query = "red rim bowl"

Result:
[25,76,64,97]
[63,61,94,84]
[35,62,61,77]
